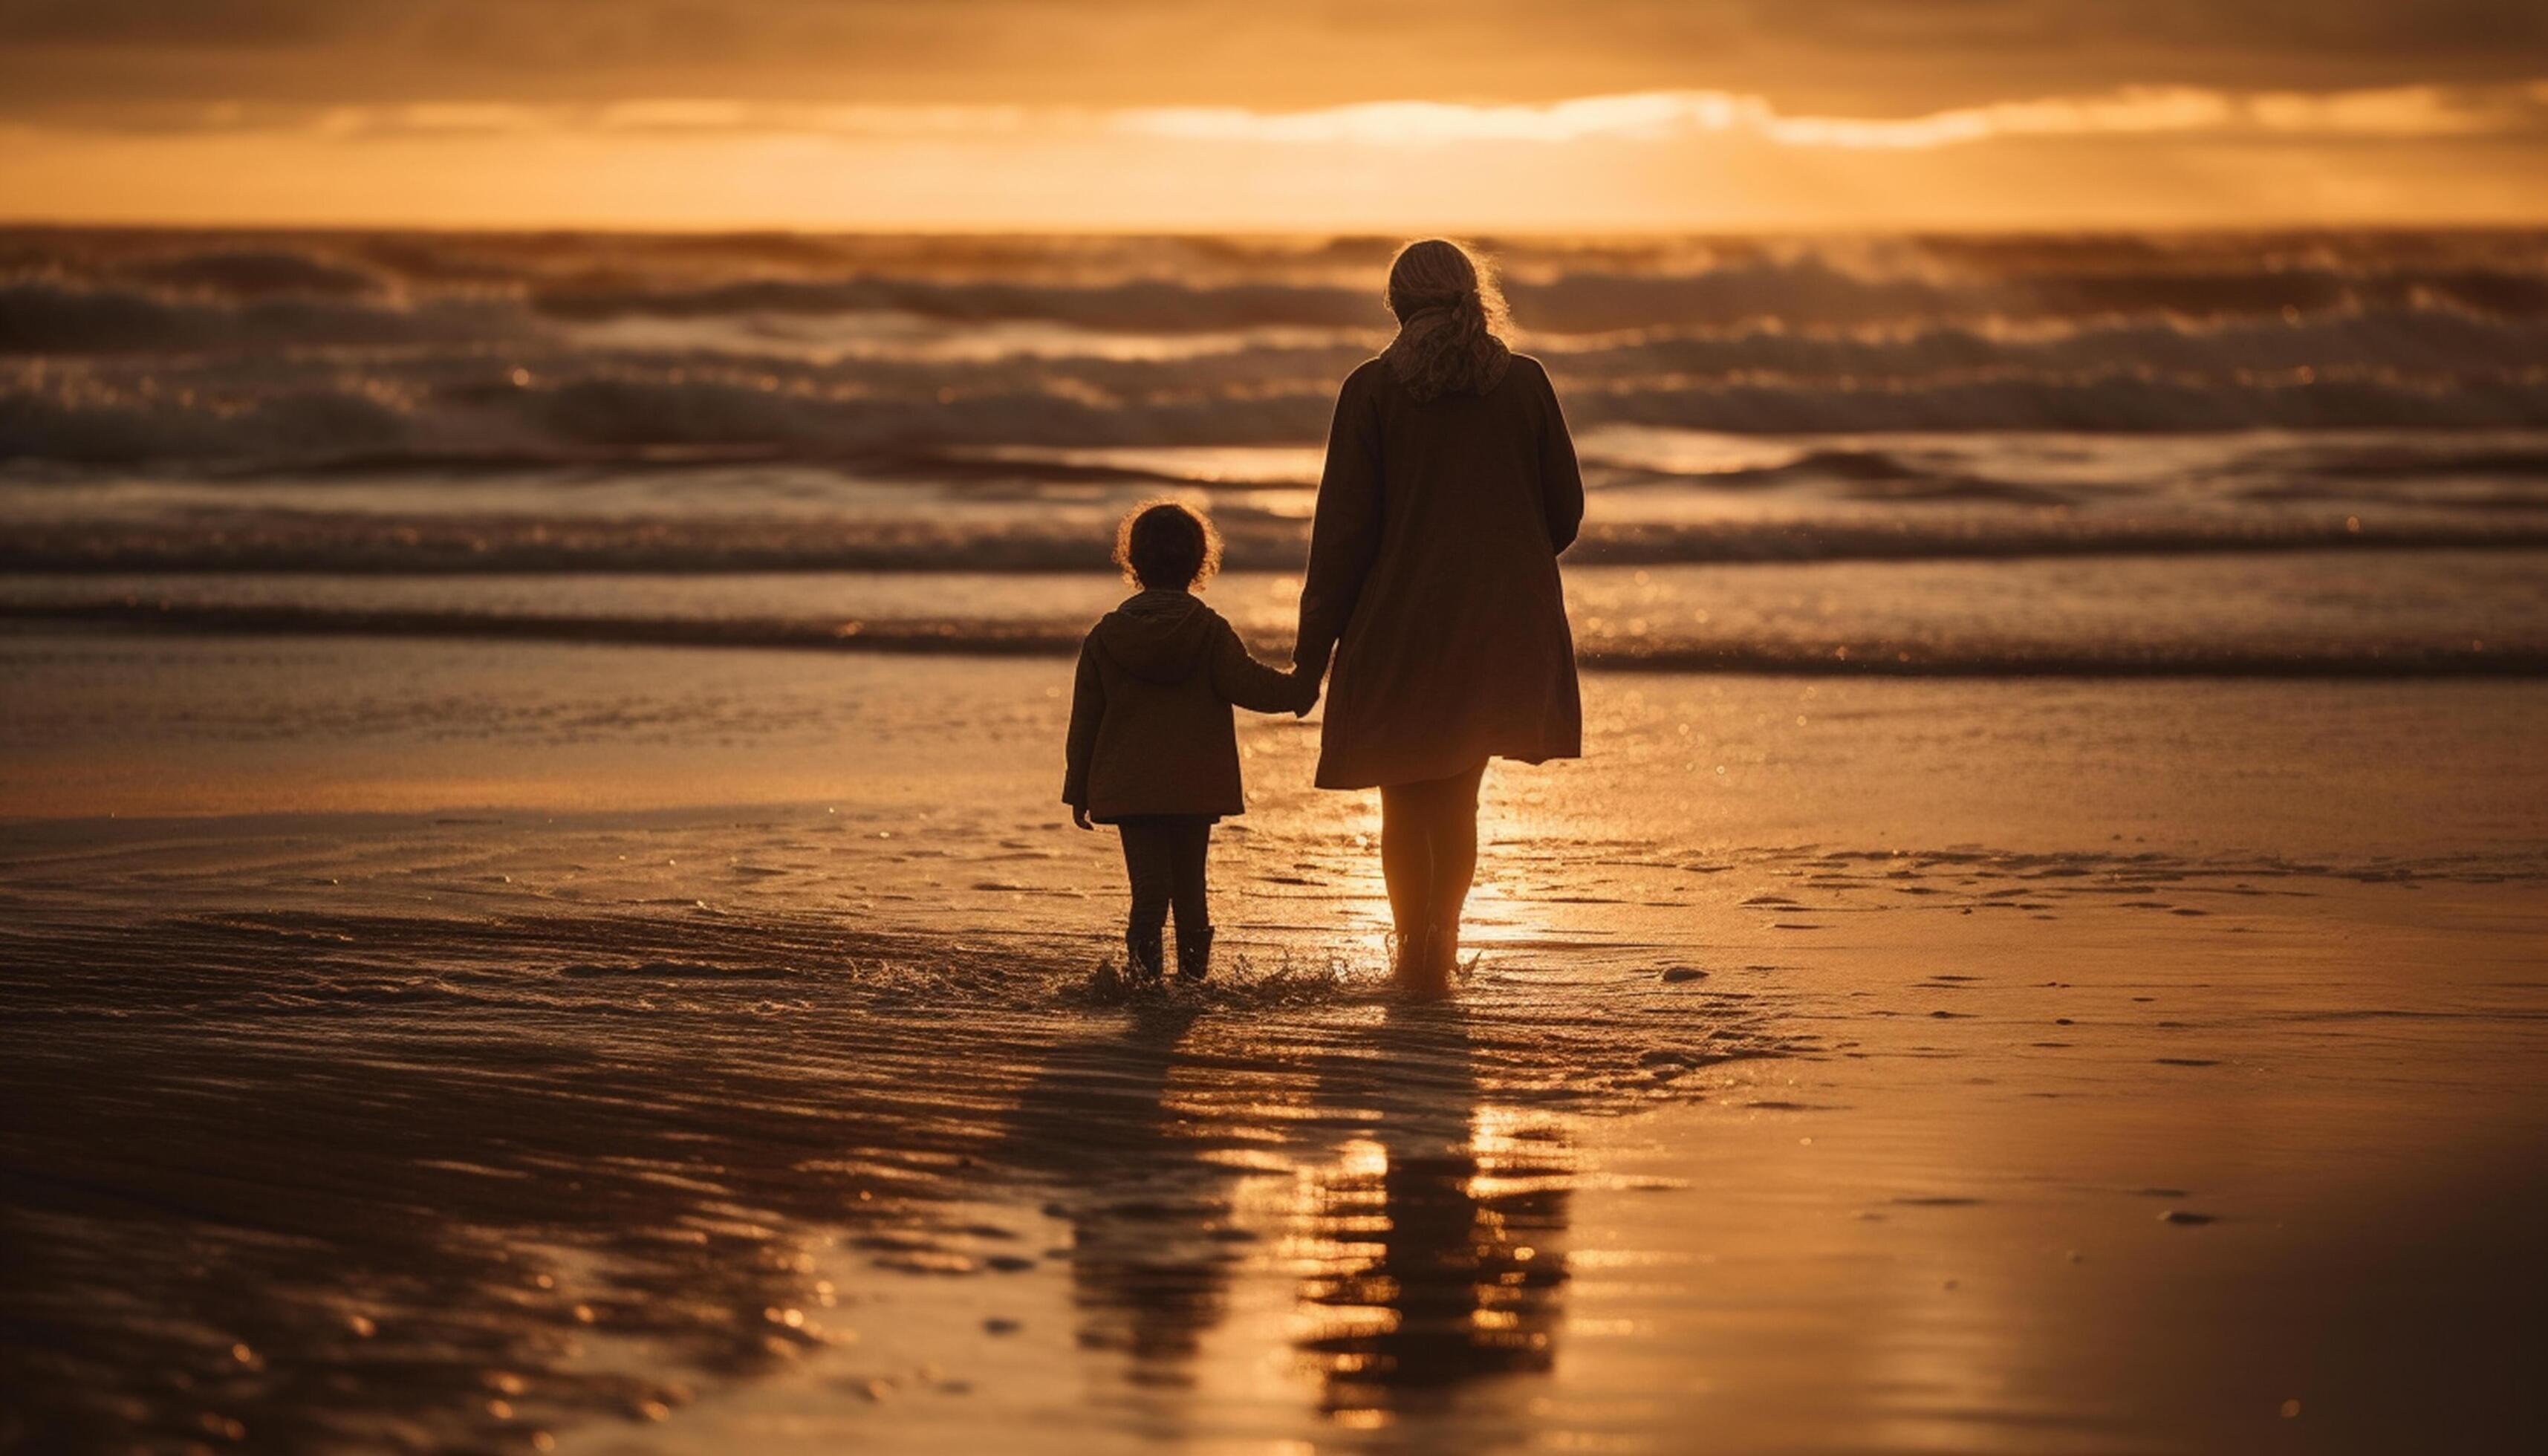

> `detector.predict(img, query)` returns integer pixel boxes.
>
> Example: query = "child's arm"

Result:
[1061,637,1103,829]
[1209,620,1316,716]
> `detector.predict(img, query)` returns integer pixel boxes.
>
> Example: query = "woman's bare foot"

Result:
[1391,924,1455,998]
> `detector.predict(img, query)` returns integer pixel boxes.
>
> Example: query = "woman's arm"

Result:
[1293,369,1385,671]
[1061,637,1104,813]
[1538,363,1585,553]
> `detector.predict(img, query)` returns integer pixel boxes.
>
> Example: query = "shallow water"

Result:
[7,551,2548,675]
[4,641,2544,1452]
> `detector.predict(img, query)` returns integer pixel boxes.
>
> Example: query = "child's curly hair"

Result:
[1112,498,1223,589]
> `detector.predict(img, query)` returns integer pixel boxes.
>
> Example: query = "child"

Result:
[1064,501,1317,982]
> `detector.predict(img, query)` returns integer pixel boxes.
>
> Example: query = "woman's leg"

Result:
[1418,764,1486,947]
[1378,763,1487,985]
[1378,785,1431,953]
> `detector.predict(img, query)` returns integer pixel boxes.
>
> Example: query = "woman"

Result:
[1293,238,1585,995]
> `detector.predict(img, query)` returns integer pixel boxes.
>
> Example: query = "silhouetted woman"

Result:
[1294,239,1584,995]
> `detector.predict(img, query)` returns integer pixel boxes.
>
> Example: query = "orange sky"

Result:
[4,2,2545,229]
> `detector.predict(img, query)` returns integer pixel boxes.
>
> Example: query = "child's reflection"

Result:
[995,1001,1239,1381]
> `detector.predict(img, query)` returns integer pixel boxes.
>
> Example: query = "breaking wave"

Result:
[7,502,2548,575]
[6,345,2547,470]
[6,227,2548,467]
[9,597,2542,677]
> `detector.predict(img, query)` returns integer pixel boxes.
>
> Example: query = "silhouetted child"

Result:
[1065,501,1316,982]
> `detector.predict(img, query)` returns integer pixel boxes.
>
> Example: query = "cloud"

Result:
[175,80,2548,150]
[4,16,2546,232]
[4,1,2547,121]
[1758,83,2548,148]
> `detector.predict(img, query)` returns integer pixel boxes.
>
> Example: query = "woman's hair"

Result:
[1382,238,1514,402]
[1112,498,1223,589]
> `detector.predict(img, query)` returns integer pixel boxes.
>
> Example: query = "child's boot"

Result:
[1174,926,1215,982]
[1125,923,1166,984]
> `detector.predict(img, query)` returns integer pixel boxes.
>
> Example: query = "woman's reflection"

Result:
[1296,1001,1573,1420]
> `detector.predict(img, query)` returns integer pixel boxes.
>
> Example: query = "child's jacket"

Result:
[1063,590,1301,822]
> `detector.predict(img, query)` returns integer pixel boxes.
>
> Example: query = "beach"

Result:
[4,226,2548,1452]
[5,635,2544,1453]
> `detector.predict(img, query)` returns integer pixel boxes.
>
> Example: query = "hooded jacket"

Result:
[1063,589,1306,822]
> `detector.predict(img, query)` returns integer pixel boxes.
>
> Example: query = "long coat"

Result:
[1063,589,1306,822]
[1293,353,1585,790]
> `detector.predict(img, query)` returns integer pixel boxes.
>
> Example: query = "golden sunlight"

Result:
[8,77,2548,229]
[4,4,2546,1454]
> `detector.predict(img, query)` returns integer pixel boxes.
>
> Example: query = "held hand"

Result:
[1289,666,1322,717]
[1071,805,1093,831]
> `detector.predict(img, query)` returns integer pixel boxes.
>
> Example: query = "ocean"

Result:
[4,226,2547,675]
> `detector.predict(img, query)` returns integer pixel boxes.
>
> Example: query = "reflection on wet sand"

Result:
[988,997,1576,1431]
[1296,1003,1571,1423]
[0,885,1769,1451]
[0,910,1060,1451]
[995,1002,1244,1385]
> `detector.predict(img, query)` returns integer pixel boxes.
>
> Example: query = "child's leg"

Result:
[1168,816,1215,978]
[1117,817,1174,975]
[1165,816,1212,937]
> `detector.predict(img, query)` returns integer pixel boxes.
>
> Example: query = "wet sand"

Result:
[3,636,2545,1453]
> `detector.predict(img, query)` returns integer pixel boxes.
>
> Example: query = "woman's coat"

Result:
[1293,353,1585,790]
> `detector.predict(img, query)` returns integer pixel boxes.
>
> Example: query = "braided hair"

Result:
[1381,238,1514,402]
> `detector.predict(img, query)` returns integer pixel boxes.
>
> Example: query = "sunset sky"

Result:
[3,0,2546,230]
